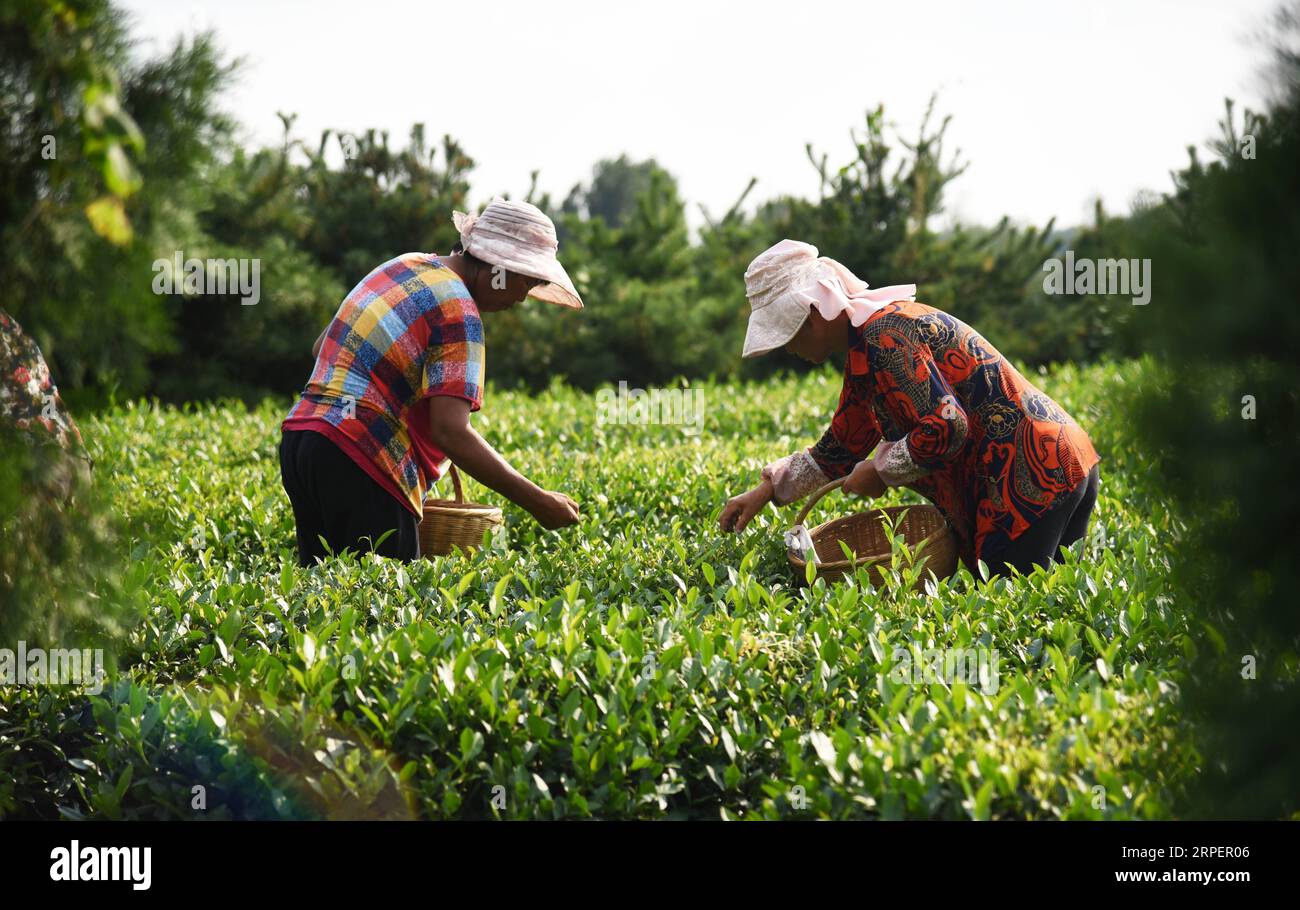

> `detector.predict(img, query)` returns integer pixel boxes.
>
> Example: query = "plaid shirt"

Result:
[283,253,484,514]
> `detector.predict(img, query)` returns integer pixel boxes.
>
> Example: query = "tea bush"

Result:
[0,359,1202,819]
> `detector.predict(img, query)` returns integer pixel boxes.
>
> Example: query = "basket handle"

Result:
[793,476,847,527]
[448,463,465,503]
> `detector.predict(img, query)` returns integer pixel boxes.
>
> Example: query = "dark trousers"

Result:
[279,429,419,566]
[981,464,1100,577]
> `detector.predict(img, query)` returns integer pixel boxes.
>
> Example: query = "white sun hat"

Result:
[741,239,915,357]
[452,197,583,309]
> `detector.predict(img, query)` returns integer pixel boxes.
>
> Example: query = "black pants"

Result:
[279,429,419,566]
[981,464,1100,577]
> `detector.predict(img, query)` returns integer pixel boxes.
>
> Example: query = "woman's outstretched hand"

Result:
[531,489,581,529]
[843,459,887,498]
[719,479,774,533]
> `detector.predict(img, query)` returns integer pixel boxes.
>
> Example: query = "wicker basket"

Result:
[788,477,958,587]
[418,464,504,558]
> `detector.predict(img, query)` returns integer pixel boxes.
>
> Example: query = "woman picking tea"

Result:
[719,240,1100,577]
[280,199,583,565]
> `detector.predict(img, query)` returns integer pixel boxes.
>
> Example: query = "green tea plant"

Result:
[0,360,1204,819]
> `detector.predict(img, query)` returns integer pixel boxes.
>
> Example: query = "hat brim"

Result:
[466,242,583,309]
[515,255,582,309]
[742,300,809,358]
[525,273,583,310]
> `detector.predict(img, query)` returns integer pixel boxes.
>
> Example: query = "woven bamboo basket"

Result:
[418,464,504,558]
[788,477,957,587]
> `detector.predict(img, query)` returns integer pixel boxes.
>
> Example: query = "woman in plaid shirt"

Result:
[280,199,583,565]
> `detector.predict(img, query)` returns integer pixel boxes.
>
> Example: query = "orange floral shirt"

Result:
[810,301,1100,566]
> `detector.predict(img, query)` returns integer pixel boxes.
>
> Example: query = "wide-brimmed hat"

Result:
[452,198,583,309]
[741,239,915,357]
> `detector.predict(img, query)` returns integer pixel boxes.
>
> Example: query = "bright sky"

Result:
[120,0,1280,231]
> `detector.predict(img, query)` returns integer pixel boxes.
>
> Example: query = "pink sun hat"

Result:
[452,198,584,309]
[741,239,915,357]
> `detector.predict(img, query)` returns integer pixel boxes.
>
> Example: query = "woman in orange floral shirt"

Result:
[720,240,1100,577]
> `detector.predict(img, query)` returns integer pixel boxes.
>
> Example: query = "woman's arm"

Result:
[802,367,885,490]
[426,395,579,529]
[312,326,328,360]
[867,324,969,485]
[719,369,883,532]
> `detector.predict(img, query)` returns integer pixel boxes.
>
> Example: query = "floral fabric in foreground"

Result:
[0,308,86,456]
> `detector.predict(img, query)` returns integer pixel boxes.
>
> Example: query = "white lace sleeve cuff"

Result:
[762,450,831,506]
[875,438,931,486]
